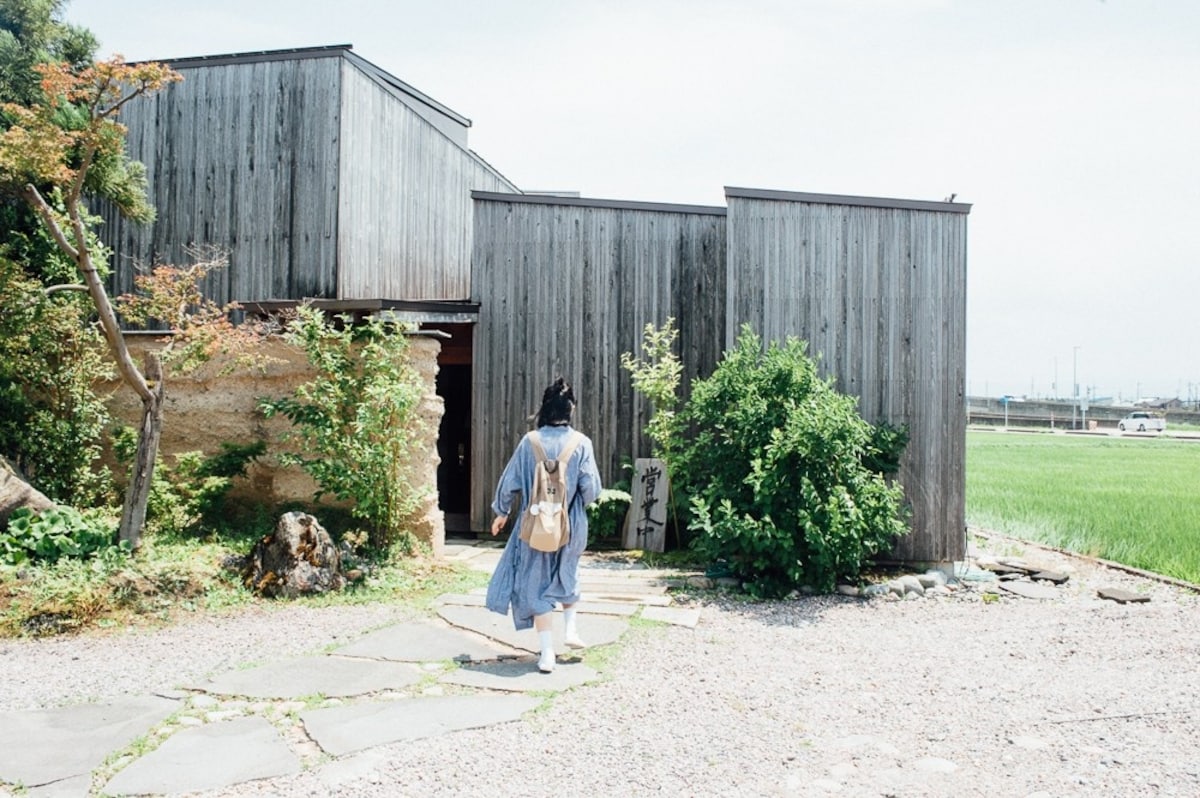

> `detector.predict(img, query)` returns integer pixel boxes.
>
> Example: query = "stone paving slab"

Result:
[0,694,179,789]
[581,589,674,605]
[311,748,392,792]
[301,694,540,757]
[101,716,300,797]
[640,605,702,627]
[579,577,670,595]
[24,773,90,797]
[997,580,1062,600]
[437,604,630,654]
[191,655,423,699]
[333,619,522,662]
[440,659,599,692]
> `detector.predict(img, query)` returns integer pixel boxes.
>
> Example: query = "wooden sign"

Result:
[622,458,668,552]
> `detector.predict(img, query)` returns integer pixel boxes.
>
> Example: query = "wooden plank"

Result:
[621,459,669,552]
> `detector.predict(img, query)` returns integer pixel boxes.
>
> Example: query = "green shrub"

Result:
[112,428,265,539]
[0,254,113,505]
[1,506,119,566]
[587,488,633,545]
[669,326,909,596]
[260,306,428,553]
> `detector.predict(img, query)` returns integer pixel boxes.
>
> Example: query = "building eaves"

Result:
[472,191,727,216]
[726,186,972,214]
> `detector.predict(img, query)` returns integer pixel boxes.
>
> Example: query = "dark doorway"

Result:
[429,324,473,535]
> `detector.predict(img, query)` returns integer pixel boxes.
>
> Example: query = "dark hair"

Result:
[536,377,576,427]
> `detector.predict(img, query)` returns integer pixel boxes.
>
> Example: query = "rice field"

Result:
[965,430,1200,584]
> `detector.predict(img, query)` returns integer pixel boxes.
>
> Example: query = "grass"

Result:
[966,430,1200,584]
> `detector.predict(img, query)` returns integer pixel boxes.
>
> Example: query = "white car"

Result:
[1118,411,1166,433]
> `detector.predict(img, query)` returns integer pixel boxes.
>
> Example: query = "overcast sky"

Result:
[68,0,1199,403]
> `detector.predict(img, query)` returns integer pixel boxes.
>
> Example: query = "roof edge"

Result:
[472,191,727,216]
[725,186,972,214]
[156,43,353,69]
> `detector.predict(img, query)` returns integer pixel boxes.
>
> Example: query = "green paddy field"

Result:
[965,430,1200,584]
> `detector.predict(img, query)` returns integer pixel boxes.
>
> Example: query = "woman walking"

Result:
[485,378,602,673]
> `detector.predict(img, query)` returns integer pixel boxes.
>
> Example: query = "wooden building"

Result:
[725,188,970,563]
[469,192,728,525]
[99,45,971,564]
[101,44,516,304]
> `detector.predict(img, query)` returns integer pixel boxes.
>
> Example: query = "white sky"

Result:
[67,0,1200,403]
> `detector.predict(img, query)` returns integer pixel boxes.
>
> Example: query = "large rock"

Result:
[0,456,55,531]
[243,512,345,598]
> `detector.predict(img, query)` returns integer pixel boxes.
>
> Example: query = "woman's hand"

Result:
[490,514,508,536]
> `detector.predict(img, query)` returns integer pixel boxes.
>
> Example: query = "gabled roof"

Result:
[155,44,472,140]
[145,44,515,188]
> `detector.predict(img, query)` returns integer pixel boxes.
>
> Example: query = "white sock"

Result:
[538,629,554,656]
[563,606,578,636]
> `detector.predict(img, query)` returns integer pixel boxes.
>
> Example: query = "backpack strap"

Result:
[556,430,584,466]
[526,430,583,467]
[526,430,548,463]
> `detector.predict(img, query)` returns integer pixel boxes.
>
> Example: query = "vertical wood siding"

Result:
[100,55,343,303]
[470,197,727,529]
[336,64,517,301]
[726,195,968,563]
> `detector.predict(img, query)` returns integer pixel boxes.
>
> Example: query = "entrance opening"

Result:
[429,323,473,535]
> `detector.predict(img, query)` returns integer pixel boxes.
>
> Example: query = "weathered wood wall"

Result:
[725,187,970,563]
[100,51,344,303]
[98,46,517,306]
[336,62,517,301]
[469,193,727,530]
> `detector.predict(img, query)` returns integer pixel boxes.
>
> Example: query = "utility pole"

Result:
[1073,346,1080,430]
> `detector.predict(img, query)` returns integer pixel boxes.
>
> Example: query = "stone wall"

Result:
[104,334,446,556]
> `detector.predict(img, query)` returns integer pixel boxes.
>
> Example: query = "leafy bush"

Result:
[111,428,266,538]
[620,318,683,459]
[260,306,428,552]
[586,488,633,545]
[1,506,118,566]
[669,326,909,596]
[0,253,113,504]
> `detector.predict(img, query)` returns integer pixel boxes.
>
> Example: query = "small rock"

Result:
[177,716,204,727]
[836,584,860,597]
[422,685,445,697]
[862,584,891,598]
[1097,587,1150,604]
[190,694,219,709]
[1032,570,1069,584]
[205,710,242,722]
[899,575,925,596]
[714,577,740,590]
[686,575,715,590]
[918,570,947,589]
[886,579,906,597]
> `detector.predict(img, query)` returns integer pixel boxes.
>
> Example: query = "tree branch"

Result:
[23,182,154,403]
[44,283,89,296]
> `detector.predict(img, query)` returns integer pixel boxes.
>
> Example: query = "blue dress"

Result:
[485,425,603,630]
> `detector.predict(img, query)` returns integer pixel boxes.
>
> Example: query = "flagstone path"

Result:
[0,543,699,797]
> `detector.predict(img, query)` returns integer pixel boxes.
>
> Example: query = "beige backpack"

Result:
[520,430,584,552]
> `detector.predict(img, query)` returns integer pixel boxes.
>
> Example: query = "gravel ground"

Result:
[3,535,1199,798]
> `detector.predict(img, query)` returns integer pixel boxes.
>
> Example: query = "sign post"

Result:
[622,458,668,552]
